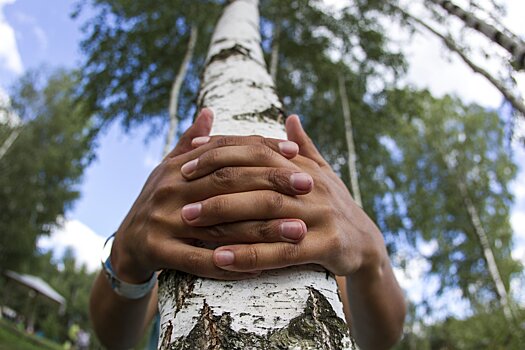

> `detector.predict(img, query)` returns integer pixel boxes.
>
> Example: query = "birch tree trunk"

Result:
[337,76,362,208]
[158,1,354,349]
[440,150,514,320]
[0,128,21,161]
[270,22,280,82]
[163,25,199,157]
[455,178,514,320]
[428,0,525,70]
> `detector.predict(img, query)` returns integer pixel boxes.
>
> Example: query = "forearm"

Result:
[346,253,406,350]
[89,272,157,349]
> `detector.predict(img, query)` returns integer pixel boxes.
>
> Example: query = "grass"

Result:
[0,319,62,350]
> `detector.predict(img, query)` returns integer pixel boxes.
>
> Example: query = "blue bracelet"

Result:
[101,232,157,299]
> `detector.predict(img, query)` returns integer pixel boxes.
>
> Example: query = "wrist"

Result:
[351,229,388,282]
[110,231,154,284]
[101,232,157,299]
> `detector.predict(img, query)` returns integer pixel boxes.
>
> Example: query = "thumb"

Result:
[168,108,214,157]
[285,114,328,167]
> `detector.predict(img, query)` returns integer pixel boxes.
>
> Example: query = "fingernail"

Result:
[279,141,298,156]
[181,158,198,175]
[215,250,234,266]
[280,220,306,240]
[290,173,313,192]
[192,136,210,147]
[182,203,202,220]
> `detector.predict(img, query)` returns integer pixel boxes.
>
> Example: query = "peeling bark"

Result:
[337,76,362,208]
[163,25,198,157]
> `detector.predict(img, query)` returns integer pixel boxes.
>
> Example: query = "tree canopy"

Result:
[0,69,96,271]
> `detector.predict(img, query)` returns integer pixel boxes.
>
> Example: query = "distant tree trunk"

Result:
[338,76,362,208]
[455,177,514,320]
[397,6,525,117]
[162,24,198,157]
[428,0,525,70]
[270,22,280,82]
[439,148,515,320]
[0,128,21,161]
[157,1,354,348]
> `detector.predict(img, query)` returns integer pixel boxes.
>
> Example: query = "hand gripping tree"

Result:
[157,1,355,348]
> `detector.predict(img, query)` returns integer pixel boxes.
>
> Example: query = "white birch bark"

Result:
[0,128,21,161]
[337,76,362,208]
[270,22,280,82]
[158,1,354,348]
[428,0,525,70]
[455,178,514,320]
[440,150,514,320]
[163,25,199,157]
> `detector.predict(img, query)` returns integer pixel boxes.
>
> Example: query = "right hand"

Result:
[110,109,314,281]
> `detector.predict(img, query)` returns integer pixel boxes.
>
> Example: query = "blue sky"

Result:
[1,0,525,309]
[0,0,164,236]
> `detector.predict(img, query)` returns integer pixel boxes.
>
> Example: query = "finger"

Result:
[154,239,260,280]
[167,108,214,158]
[211,237,324,272]
[285,114,329,167]
[185,167,313,200]
[181,191,303,226]
[192,135,299,158]
[183,219,307,244]
[181,142,300,179]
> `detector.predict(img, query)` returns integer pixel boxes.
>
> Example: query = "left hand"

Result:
[188,114,388,277]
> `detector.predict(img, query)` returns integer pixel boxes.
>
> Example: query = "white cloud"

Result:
[38,219,106,272]
[0,0,23,75]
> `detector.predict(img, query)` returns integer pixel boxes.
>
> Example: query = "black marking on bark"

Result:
[208,44,251,65]
[516,51,525,71]
[231,105,286,124]
[158,270,196,315]
[162,286,352,350]
[160,320,174,350]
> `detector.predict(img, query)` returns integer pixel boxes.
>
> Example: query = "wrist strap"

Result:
[101,233,157,299]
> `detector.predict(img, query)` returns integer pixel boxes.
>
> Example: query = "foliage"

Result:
[0,69,96,272]
[75,0,223,132]
[395,308,525,350]
[377,88,521,309]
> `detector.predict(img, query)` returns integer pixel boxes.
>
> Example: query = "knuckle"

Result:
[208,196,229,216]
[279,244,300,264]
[249,144,274,162]
[255,221,274,240]
[244,246,259,269]
[207,225,227,239]
[268,192,284,211]
[215,136,237,148]
[199,148,220,167]
[149,208,167,226]
[186,250,204,269]
[211,167,236,189]
[267,168,289,191]
[250,135,265,144]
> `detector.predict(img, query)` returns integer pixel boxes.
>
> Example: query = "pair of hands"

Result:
[110,109,386,283]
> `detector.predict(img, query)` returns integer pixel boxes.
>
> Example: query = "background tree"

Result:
[377,88,521,315]
[0,69,96,272]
